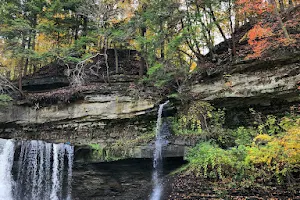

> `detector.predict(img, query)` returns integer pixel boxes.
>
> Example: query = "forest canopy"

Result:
[0,0,299,91]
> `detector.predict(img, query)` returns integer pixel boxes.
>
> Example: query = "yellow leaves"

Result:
[189,61,197,72]
[0,40,18,76]
[53,13,66,19]
[36,33,54,53]
[254,134,272,143]
[248,125,300,166]
[279,127,300,164]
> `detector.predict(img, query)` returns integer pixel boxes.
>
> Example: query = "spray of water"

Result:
[150,100,169,200]
[0,139,74,200]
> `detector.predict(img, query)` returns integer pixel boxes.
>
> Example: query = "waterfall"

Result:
[0,139,15,200]
[0,139,74,200]
[65,144,74,200]
[150,100,169,200]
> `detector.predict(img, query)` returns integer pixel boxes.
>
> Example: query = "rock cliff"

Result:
[0,51,299,160]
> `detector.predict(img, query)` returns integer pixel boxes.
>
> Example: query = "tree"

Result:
[0,0,45,90]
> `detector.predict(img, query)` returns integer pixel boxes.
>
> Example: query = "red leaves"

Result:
[236,0,273,16]
[246,24,273,59]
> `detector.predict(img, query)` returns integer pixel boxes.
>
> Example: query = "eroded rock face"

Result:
[0,95,155,124]
[191,63,300,104]
[0,93,191,159]
[189,54,300,127]
[0,94,156,146]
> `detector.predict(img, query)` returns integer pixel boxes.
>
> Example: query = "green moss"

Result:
[89,143,104,160]
[0,94,13,106]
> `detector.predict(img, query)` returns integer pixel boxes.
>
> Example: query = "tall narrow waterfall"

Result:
[150,101,169,200]
[0,139,74,200]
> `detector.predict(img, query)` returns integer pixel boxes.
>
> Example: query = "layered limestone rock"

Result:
[192,63,300,103]
[192,56,300,105]
[189,54,300,126]
[0,93,189,159]
[0,95,155,124]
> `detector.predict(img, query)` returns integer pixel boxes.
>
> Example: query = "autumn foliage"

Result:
[236,0,273,16]
[247,24,273,58]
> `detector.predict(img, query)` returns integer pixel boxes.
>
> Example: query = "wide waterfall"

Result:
[150,101,169,200]
[0,139,74,200]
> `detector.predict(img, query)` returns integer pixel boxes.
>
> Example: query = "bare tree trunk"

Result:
[18,36,26,92]
[82,16,88,50]
[30,16,37,75]
[23,36,32,76]
[104,38,110,83]
[235,12,240,30]
[196,5,214,59]
[271,0,290,39]
[31,32,36,74]
[74,16,79,41]
[208,8,228,45]
[114,45,119,74]
[18,58,24,92]
[160,22,164,59]
[229,0,236,59]
[278,0,285,12]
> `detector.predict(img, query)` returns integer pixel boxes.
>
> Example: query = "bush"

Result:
[171,102,225,136]
[184,115,300,186]
[246,126,300,183]
[186,142,246,180]
[233,126,257,146]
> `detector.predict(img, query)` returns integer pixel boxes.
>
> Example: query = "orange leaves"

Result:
[189,62,197,72]
[246,24,273,59]
[236,0,273,15]
[236,0,273,16]
[248,24,273,41]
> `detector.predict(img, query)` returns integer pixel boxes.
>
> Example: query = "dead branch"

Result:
[0,73,20,95]
[64,52,110,86]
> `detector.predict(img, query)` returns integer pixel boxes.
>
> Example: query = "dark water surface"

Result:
[72,158,185,200]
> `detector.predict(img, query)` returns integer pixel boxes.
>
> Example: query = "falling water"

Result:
[0,139,15,200]
[65,145,74,200]
[150,100,169,200]
[0,139,74,200]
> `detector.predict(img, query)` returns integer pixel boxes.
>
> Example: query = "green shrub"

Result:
[186,142,245,180]
[233,127,256,146]
[171,102,225,136]
[184,115,300,187]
